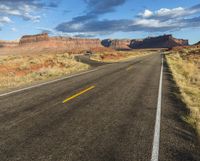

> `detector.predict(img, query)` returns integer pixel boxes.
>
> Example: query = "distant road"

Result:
[0,53,199,161]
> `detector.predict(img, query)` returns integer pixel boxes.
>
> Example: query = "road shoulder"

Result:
[159,57,200,161]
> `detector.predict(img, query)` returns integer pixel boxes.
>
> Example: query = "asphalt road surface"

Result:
[0,53,199,161]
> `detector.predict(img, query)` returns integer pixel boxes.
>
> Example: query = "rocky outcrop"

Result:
[0,40,18,48]
[0,33,190,56]
[130,35,188,49]
[101,39,112,47]
[194,41,200,46]
[101,39,131,49]
[102,35,188,49]
[50,37,102,50]
[19,33,49,44]
[17,33,104,53]
[110,39,131,49]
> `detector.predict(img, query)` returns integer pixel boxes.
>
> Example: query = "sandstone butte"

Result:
[0,33,189,55]
[129,35,188,49]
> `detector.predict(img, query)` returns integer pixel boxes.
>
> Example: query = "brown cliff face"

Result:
[195,41,200,46]
[50,37,102,50]
[130,35,188,49]
[0,40,18,48]
[101,35,188,49]
[19,33,49,44]
[110,39,131,49]
[101,39,131,49]
[18,33,104,53]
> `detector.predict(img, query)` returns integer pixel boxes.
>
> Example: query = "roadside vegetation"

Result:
[0,49,157,91]
[166,46,200,135]
[90,49,155,62]
[0,53,89,90]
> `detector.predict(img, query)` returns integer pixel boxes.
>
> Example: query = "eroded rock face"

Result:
[110,39,131,49]
[50,37,102,50]
[102,35,189,49]
[195,41,200,46]
[130,35,188,49]
[0,40,18,48]
[101,39,112,47]
[101,39,131,49]
[19,33,49,44]
[18,33,103,52]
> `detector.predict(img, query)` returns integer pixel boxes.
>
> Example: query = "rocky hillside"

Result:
[101,39,131,49]
[0,34,190,55]
[19,33,102,51]
[19,33,49,44]
[130,35,188,49]
[102,35,188,49]
[0,40,18,48]
[195,41,200,46]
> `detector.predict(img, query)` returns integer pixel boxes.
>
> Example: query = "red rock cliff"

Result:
[19,33,49,44]
[0,40,18,48]
[101,39,131,49]
[130,35,188,49]
[18,33,103,52]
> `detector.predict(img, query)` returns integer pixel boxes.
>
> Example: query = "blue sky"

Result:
[0,0,200,44]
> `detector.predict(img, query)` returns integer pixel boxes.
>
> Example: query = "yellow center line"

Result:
[62,85,95,103]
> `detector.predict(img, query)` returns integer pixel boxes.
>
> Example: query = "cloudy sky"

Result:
[0,0,200,44]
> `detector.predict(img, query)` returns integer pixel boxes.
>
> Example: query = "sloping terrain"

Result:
[166,45,200,135]
[0,53,89,90]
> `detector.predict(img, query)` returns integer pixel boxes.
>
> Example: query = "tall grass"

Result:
[166,51,200,135]
[0,53,89,90]
[91,50,152,62]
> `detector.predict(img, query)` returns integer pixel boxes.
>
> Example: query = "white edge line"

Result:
[0,68,100,97]
[151,55,163,161]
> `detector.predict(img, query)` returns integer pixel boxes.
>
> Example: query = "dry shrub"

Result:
[0,53,89,90]
[91,50,151,62]
[166,50,200,135]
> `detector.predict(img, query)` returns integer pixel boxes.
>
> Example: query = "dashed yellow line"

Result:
[62,86,95,103]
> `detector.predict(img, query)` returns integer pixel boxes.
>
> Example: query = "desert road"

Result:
[0,53,199,161]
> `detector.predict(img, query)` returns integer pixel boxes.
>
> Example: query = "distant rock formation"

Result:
[102,35,188,49]
[0,40,18,48]
[194,41,200,46]
[0,33,190,56]
[50,36,102,50]
[101,39,131,49]
[101,39,112,47]
[18,33,103,52]
[19,33,49,44]
[130,35,188,49]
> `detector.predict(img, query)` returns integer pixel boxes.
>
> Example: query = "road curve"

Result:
[0,53,199,161]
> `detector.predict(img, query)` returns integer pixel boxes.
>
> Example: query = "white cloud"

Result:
[156,7,186,17]
[141,9,153,18]
[0,16,12,25]
[139,6,200,20]
[134,19,162,27]
[0,4,41,22]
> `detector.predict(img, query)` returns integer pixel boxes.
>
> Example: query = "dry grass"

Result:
[166,47,200,135]
[0,53,89,90]
[91,50,154,62]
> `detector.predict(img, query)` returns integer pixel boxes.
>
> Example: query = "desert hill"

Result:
[0,33,190,55]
